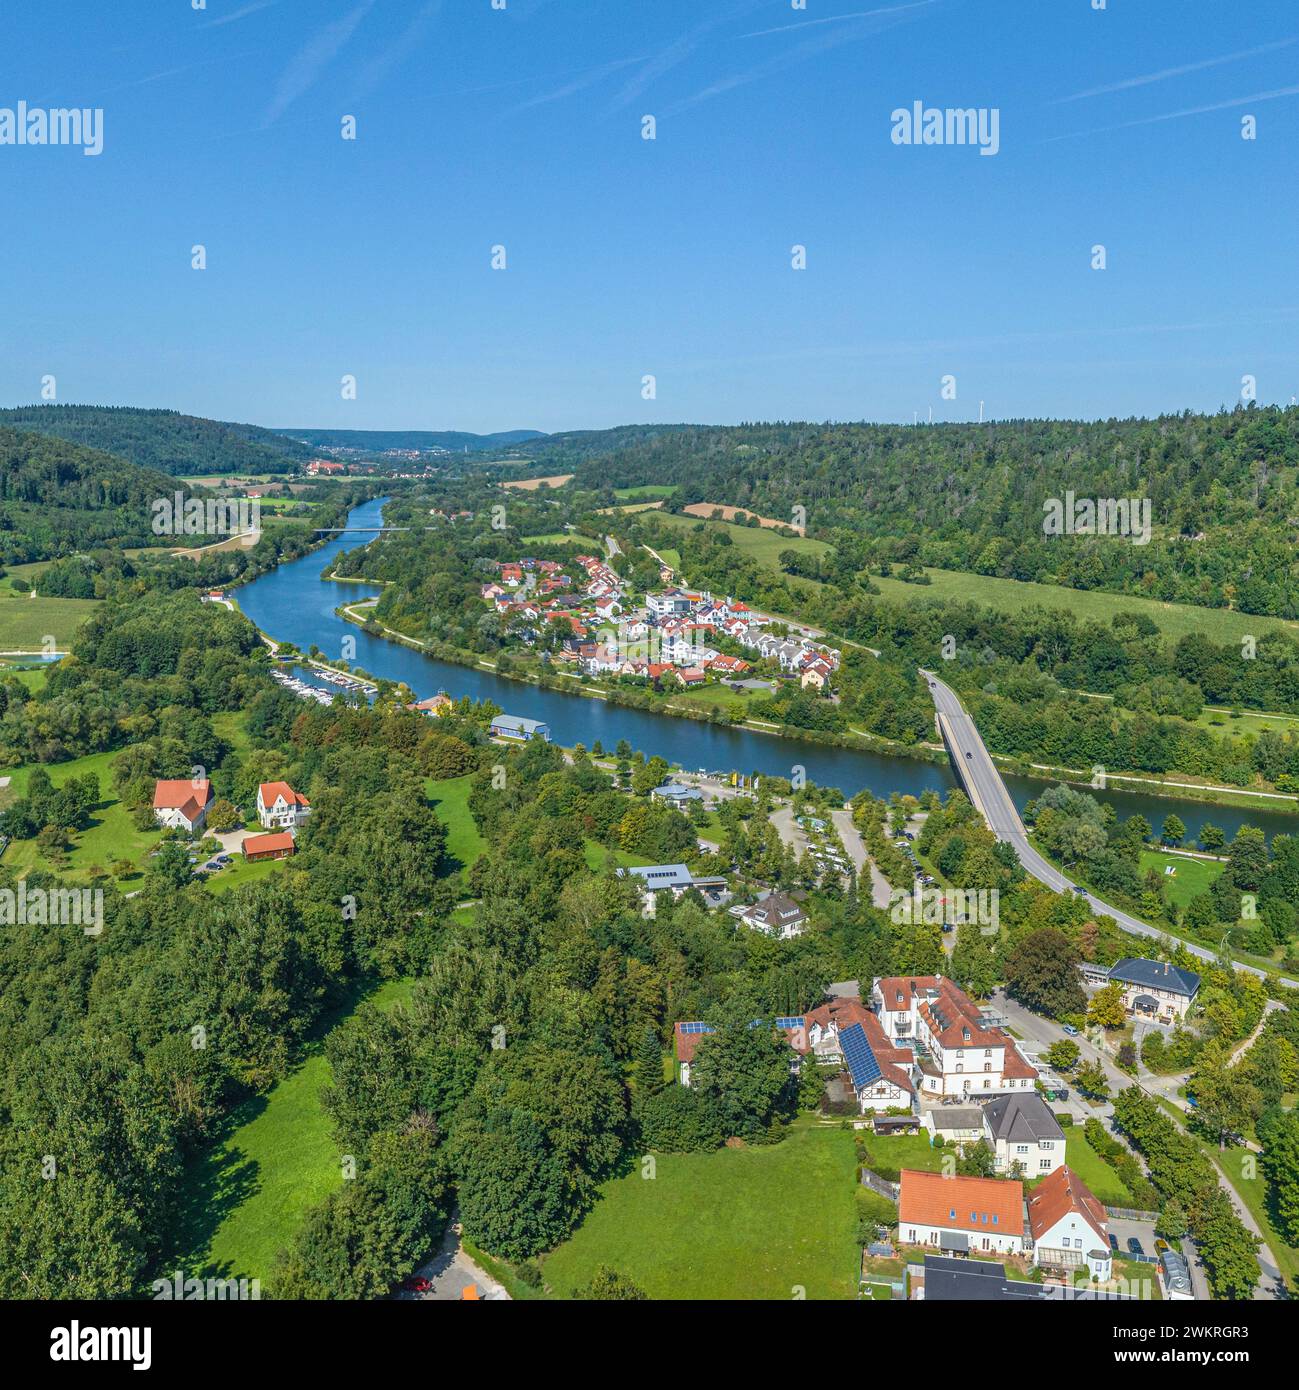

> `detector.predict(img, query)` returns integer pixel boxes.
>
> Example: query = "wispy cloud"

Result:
[202,0,280,28]
[740,1,936,40]
[265,1,375,126]
[504,56,649,116]
[666,5,930,116]
[1055,36,1299,104]
[352,1,440,101]
[1045,82,1299,143]
[609,0,767,111]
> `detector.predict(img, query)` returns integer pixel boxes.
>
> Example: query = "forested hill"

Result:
[0,427,185,562]
[274,427,547,453]
[0,406,309,476]
[549,408,1299,618]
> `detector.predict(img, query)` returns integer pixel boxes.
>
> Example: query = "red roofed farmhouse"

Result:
[153,778,213,834]
[242,831,297,862]
[256,782,311,830]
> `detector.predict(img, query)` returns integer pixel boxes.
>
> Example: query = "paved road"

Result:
[993,989,1282,1300]
[830,807,892,909]
[397,1221,510,1302]
[922,670,1296,988]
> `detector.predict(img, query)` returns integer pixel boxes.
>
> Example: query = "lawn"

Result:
[651,510,830,574]
[867,566,1298,650]
[582,839,652,871]
[427,774,487,873]
[857,1130,944,1175]
[1219,1145,1299,1290]
[0,747,161,881]
[614,484,677,500]
[1138,850,1223,911]
[205,854,288,894]
[520,532,587,546]
[163,977,415,1285]
[541,1125,859,1299]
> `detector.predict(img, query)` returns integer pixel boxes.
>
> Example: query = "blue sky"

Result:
[2,0,1297,433]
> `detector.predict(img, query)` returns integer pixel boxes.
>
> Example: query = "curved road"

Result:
[921,670,1296,988]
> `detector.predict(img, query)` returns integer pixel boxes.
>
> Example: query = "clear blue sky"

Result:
[3,0,1297,433]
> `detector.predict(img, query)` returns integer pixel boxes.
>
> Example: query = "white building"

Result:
[898,1170,1029,1257]
[153,779,213,835]
[256,781,311,831]
[982,1093,1066,1177]
[1026,1165,1112,1280]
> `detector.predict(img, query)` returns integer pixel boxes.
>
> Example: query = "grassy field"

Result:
[858,1130,944,1174]
[519,532,588,546]
[614,485,677,500]
[0,586,100,650]
[1194,706,1299,738]
[427,774,487,874]
[867,566,1298,649]
[540,1124,859,1299]
[1038,1129,1136,1207]
[651,510,830,573]
[1138,850,1224,910]
[206,854,287,895]
[164,977,416,1286]
[1219,1145,1299,1290]
[582,840,652,871]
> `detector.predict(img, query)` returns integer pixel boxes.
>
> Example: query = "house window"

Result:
[1040,1158,1053,1169]
[1015,1145,1029,1154]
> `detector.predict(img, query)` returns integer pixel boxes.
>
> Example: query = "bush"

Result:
[1054,1112,1073,1127]
[634,1084,723,1153]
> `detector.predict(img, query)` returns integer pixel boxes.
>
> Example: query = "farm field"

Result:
[868,566,1298,649]
[164,977,415,1286]
[1138,849,1224,910]
[540,1124,858,1299]
[0,586,100,650]
[681,501,805,534]
[500,474,573,491]
[519,532,587,546]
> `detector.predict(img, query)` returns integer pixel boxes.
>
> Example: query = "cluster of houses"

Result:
[479,556,838,692]
[151,778,311,863]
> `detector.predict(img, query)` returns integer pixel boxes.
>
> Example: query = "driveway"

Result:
[830,807,891,909]
[396,1221,510,1302]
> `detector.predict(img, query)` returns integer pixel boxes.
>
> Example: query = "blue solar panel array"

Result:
[775,1016,805,1030]
[840,1022,883,1090]
[678,1022,713,1035]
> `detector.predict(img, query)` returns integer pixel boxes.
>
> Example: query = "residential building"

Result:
[801,660,832,691]
[1025,1165,1111,1280]
[153,778,213,834]
[242,831,297,862]
[738,891,807,939]
[918,1254,1135,1302]
[411,693,453,717]
[898,1170,1029,1257]
[490,714,551,742]
[673,1017,805,1088]
[1106,958,1201,1022]
[982,1093,1066,1176]
[256,781,311,831]
[840,1021,916,1113]
[873,975,1038,1098]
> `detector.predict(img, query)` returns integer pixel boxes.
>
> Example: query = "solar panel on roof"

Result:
[840,1021,883,1090]
[679,1021,713,1035]
[775,1016,805,1029]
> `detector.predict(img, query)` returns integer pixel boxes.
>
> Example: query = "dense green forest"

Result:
[0,406,309,477]
[274,427,546,454]
[519,408,1299,618]
[0,427,188,562]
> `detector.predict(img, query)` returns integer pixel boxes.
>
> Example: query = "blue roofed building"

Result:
[1106,958,1200,1023]
[490,714,551,742]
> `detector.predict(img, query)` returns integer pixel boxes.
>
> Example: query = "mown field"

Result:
[1138,849,1224,910]
[614,485,677,500]
[164,977,415,1286]
[650,511,830,572]
[426,774,487,873]
[540,1124,859,1299]
[0,565,100,649]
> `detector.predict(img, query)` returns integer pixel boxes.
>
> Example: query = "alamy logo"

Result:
[50,1322,151,1370]
[1,102,103,156]
[891,102,1000,156]
[152,493,261,537]
[152,1269,261,1300]
[0,882,103,936]
[890,885,999,934]
[1042,492,1151,546]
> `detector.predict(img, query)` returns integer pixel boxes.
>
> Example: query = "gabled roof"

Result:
[899,1170,1024,1235]
[153,779,212,820]
[1108,957,1200,998]
[1026,1165,1108,1247]
[243,831,296,856]
[983,1093,1064,1144]
[259,781,309,808]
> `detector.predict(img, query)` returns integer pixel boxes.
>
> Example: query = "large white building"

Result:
[256,781,311,831]
[872,975,1038,1098]
[1026,1165,1112,1280]
[898,1170,1029,1257]
[982,1093,1066,1177]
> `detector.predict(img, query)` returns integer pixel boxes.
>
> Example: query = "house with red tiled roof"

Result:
[256,782,311,831]
[898,1170,1029,1257]
[1026,1165,1111,1279]
[153,778,213,834]
[872,974,1038,1099]
[242,831,297,862]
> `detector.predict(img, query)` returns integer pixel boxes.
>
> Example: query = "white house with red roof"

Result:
[872,975,1038,1098]
[153,778,213,834]
[256,781,311,831]
[1026,1165,1112,1279]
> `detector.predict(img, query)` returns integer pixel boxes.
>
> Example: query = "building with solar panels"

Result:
[840,1021,916,1113]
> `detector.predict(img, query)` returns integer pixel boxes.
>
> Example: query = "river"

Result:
[236,497,1297,843]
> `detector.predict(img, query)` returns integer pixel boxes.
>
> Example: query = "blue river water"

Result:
[235,497,1296,843]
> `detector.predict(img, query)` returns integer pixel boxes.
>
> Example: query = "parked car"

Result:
[1126,1237,1145,1257]
[401,1276,432,1294]
[1108,1233,1119,1252]
[1062,1023,1079,1036]
[942,924,954,933]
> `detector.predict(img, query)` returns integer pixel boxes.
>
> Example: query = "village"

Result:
[480,553,840,693]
